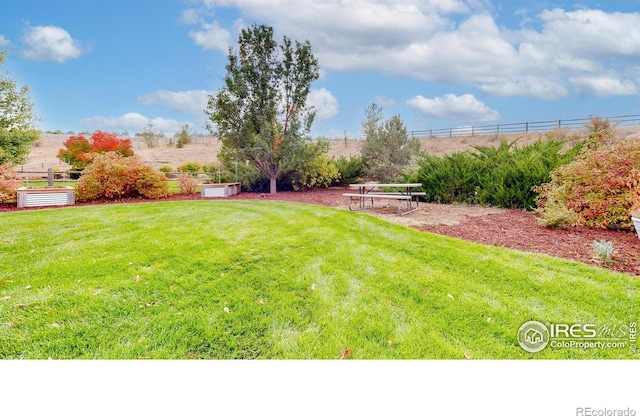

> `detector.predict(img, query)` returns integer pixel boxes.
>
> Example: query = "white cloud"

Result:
[407,93,500,122]
[189,20,232,53]
[569,76,638,97]
[0,35,9,46]
[137,90,211,120]
[186,1,640,100]
[79,113,191,136]
[374,96,397,107]
[307,88,338,120]
[21,25,88,62]
[180,8,203,25]
[535,9,640,59]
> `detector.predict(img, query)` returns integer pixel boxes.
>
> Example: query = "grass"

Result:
[0,200,638,359]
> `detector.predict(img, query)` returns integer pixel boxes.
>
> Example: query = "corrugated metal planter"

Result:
[632,217,640,240]
[201,183,241,198]
[17,187,75,208]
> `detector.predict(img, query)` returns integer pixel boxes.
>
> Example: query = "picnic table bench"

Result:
[343,183,425,215]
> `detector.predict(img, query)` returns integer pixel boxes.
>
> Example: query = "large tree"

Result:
[206,24,320,193]
[0,50,39,165]
[360,103,421,182]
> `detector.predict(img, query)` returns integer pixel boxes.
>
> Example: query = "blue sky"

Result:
[1,0,639,137]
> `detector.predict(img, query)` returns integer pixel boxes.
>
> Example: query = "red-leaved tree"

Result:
[57,131,134,171]
[90,131,134,156]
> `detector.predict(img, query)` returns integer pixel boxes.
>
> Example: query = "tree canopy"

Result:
[360,103,421,182]
[57,131,134,171]
[0,50,39,165]
[206,24,320,193]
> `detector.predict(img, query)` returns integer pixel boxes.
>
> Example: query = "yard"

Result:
[1,198,638,359]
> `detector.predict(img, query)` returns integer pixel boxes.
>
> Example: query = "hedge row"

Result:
[412,138,582,209]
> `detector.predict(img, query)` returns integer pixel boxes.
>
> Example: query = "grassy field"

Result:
[0,200,638,359]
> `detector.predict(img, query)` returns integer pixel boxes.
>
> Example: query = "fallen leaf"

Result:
[473,270,479,274]
[15,303,29,308]
[0,280,13,285]
[135,275,140,283]
[387,339,393,346]
[223,307,230,313]
[341,349,350,359]
[487,317,492,322]
[0,296,10,301]
[464,351,471,360]
[384,295,389,302]
[423,290,430,295]
[93,289,102,296]
[447,293,455,300]
[24,285,31,290]
[257,299,264,305]
[311,283,317,291]
[5,321,18,327]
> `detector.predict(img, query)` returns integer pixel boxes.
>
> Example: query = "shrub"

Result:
[416,151,483,204]
[474,139,582,209]
[76,153,169,201]
[159,165,173,174]
[177,174,199,195]
[534,198,578,228]
[334,156,364,185]
[0,163,21,203]
[592,240,614,263]
[534,138,640,231]
[416,138,581,209]
[177,162,202,173]
[289,155,340,190]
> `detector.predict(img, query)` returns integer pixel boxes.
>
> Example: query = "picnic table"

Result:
[343,183,425,215]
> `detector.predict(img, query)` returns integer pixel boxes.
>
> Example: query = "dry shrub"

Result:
[76,152,170,201]
[0,163,21,203]
[535,119,640,231]
[177,174,199,195]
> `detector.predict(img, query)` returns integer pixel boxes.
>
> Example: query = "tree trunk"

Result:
[269,176,277,194]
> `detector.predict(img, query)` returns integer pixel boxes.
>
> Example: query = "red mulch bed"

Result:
[3,188,639,276]
[420,210,640,276]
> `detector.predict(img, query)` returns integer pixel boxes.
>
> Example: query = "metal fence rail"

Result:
[331,114,640,141]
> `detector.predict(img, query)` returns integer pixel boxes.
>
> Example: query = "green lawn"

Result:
[0,200,638,359]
